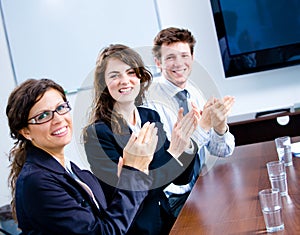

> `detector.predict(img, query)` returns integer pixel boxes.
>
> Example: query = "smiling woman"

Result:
[5,78,157,234]
[19,88,73,164]
[105,58,141,104]
[83,44,200,235]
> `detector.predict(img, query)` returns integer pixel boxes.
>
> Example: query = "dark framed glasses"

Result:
[28,101,71,125]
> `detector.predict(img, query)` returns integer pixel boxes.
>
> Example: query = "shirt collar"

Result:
[127,107,141,134]
[159,76,190,98]
[52,155,71,171]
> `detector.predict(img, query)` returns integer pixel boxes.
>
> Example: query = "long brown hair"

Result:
[6,78,66,220]
[87,44,152,133]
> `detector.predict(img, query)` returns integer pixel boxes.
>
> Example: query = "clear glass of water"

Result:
[259,188,284,233]
[266,161,288,196]
[275,136,293,166]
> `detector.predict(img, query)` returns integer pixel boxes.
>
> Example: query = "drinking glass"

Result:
[259,188,284,233]
[275,136,293,166]
[266,161,288,196]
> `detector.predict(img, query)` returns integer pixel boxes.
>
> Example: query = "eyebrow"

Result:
[31,102,65,116]
[107,71,119,75]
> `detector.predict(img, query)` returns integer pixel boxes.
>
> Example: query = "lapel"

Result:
[71,162,108,210]
[26,144,66,174]
[26,145,107,212]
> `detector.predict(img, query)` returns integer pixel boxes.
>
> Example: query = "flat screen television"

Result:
[210,0,300,78]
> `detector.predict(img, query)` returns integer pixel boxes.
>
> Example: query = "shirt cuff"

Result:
[184,140,195,154]
[213,124,229,136]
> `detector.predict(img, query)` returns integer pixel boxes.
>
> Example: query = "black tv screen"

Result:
[210,0,300,78]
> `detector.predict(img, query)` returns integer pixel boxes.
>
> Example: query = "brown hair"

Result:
[6,78,66,220]
[152,27,196,61]
[87,44,152,133]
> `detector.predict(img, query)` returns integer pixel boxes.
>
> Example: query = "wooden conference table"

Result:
[170,136,300,235]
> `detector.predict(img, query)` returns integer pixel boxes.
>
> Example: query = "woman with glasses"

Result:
[6,78,157,235]
[83,44,200,235]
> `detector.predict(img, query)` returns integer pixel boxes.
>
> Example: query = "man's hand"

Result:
[168,107,198,158]
[211,96,235,135]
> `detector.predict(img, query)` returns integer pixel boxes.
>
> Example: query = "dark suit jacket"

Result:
[84,107,197,235]
[16,144,152,235]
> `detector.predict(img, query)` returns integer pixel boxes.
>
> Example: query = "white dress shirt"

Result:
[143,76,235,196]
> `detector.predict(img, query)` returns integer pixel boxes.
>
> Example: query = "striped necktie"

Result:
[175,89,201,182]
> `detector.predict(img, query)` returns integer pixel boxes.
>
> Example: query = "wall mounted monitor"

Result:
[210,0,300,78]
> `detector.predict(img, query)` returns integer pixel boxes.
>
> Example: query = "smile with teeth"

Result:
[119,87,132,93]
[52,126,67,135]
[173,68,186,73]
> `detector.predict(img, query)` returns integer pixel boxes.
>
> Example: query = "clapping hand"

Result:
[194,96,235,135]
[211,96,235,135]
[196,97,215,132]
[168,107,198,158]
[122,122,158,175]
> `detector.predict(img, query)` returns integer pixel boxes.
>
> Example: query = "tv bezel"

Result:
[210,0,300,78]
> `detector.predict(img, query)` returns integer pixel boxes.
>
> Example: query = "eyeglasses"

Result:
[28,101,71,125]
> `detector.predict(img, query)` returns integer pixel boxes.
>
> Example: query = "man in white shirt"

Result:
[143,27,235,217]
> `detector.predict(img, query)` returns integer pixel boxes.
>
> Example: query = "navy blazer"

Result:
[16,144,152,235]
[84,107,197,235]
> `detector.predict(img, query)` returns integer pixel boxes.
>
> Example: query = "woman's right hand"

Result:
[122,122,158,174]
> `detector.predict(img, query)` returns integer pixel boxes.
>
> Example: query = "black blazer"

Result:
[84,107,197,235]
[16,144,152,235]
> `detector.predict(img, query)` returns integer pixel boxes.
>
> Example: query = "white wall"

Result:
[0,6,16,206]
[156,0,300,116]
[1,0,160,91]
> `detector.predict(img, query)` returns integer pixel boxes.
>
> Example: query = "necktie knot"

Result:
[176,90,188,100]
